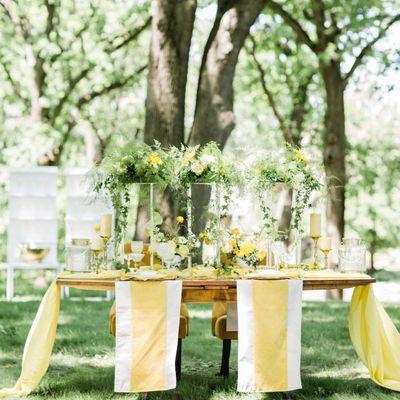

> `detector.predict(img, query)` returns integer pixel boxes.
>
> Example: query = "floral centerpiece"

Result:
[220,229,266,268]
[94,141,172,240]
[250,144,321,238]
[152,216,201,264]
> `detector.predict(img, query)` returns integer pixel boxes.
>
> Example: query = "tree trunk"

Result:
[321,60,346,301]
[136,0,197,239]
[188,0,264,233]
[188,0,265,148]
[144,0,196,146]
[321,60,346,250]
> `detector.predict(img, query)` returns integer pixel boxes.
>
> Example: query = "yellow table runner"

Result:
[0,271,122,398]
[349,284,400,391]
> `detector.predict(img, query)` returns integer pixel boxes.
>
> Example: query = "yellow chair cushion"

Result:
[109,302,189,339]
[212,302,238,340]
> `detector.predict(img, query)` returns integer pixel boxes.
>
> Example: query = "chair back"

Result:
[8,167,58,264]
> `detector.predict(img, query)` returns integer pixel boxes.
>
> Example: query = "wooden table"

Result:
[56,276,375,303]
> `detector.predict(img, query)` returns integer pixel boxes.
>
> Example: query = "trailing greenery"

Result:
[250,144,321,239]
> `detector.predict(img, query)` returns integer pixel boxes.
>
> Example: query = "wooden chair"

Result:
[211,302,237,377]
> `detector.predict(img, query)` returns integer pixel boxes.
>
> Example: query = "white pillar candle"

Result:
[91,237,104,251]
[319,237,332,250]
[309,213,322,237]
[100,213,112,237]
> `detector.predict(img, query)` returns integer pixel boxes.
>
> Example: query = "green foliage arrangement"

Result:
[94,141,172,241]
[251,144,321,237]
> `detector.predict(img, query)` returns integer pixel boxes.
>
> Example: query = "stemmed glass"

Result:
[157,242,176,268]
[130,241,144,269]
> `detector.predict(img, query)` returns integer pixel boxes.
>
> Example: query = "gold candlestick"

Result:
[100,235,110,271]
[92,249,103,274]
[310,236,321,270]
[320,248,331,270]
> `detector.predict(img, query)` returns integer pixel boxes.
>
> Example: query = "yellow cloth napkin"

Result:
[301,270,371,280]
[243,269,301,280]
[115,281,182,392]
[349,284,400,391]
[121,269,179,281]
[0,274,119,398]
[58,270,123,280]
[237,279,303,392]
[180,266,218,279]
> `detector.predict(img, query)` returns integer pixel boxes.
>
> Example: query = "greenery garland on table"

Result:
[250,144,321,239]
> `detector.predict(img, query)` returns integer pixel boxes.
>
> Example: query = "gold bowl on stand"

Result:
[20,245,50,263]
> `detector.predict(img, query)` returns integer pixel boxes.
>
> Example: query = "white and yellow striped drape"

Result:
[237,279,303,393]
[114,280,182,393]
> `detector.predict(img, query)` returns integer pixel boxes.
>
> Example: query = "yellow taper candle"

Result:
[309,213,321,237]
[100,213,112,237]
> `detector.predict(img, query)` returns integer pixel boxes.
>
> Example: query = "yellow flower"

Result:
[229,238,237,246]
[237,242,255,257]
[191,162,204,176]
[199,232,205,239]
[147,152,163,166]
[204,238,212,245]
[145,229,151,238]
[176,216,184,223]
[94,225,100,233]
[178,245,189,258]
[230,228,240,235]
[258,250,266,261]
[183,150,196,165]
[293,148,307,162]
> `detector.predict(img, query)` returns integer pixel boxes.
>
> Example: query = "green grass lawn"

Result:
[1,273,400,399]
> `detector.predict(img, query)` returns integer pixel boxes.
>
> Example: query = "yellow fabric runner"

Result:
[0,272,121,398]
[349,284,400,391]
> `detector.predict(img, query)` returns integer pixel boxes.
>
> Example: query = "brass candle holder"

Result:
[100,235,111,271]
[320,248,331,270]
[92,249,103,274]
[310,236,321,270]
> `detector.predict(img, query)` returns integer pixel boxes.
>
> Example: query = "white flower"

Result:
[178,236,187,244]
[191,162,204,176]
[200,154,217,165]
[167,240,177,252]
[221,242,233,254]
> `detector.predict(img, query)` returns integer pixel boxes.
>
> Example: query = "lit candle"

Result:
[319,237,332,251]
[91,236,104,251]
[100,214,112,237]
[309,213,321,237]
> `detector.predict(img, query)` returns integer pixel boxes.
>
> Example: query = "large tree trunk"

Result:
[188,0,265,148]
[136,0,197,239]
[321,60,346,248]
[321,60,346,300]
[188,0,264,233]
[144,0,196,146]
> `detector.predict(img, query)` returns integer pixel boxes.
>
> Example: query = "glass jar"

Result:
[338,238,367,272]
[66,239,91,272]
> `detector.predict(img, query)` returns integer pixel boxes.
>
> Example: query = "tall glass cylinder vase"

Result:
[262,183,300,269]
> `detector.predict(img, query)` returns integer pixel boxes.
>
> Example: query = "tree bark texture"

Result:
[189,0,265,148]
[144,0,197,146]
[320,60,346,248]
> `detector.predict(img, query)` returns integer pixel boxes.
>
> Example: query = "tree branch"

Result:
[265,0,316,51]
[0,56,24,100]
[105,17,151,53]
[50,67,91,124]
[343,14,400,85]
[248,35,293,145]
[76,64,147,109]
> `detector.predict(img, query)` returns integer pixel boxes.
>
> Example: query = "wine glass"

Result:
[131,253,145,270]
[131,241,144,254]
